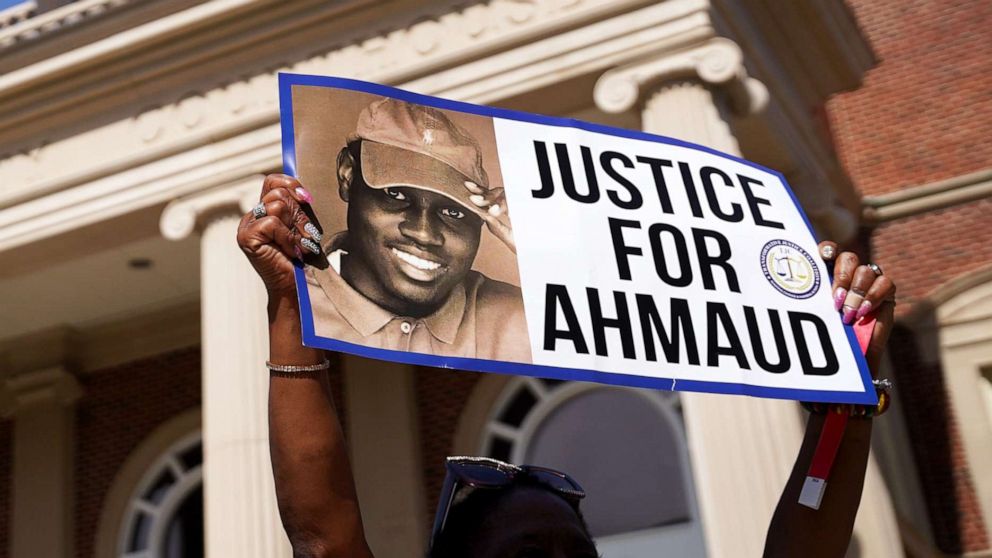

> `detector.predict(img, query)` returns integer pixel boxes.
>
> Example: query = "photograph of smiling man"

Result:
[292,86,532,363]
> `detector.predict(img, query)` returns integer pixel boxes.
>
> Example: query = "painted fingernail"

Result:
[295,187,313,204]
[833,288,847,311]
[842,307,857,325]
[488,204,502,217]
[855,300,873,321]
[469,194,486,205]
[820,245,836,260]
[304,222,322,242]
[294,246,303,260]
[301,237,320,254]
[464,180,481,192]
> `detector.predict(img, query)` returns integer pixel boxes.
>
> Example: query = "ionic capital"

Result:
[594,37,769,116]
[2,367,82,416]
[160,176,262,240]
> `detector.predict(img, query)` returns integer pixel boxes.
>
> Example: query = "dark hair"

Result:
[428,480,591,558]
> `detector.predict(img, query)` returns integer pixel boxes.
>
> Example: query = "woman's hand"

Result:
[818,240,896,375]
[236,174,322,296]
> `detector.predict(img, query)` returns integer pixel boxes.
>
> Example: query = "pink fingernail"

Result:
[855,300,873,321]
[294,246,303,260]
[295,187,313,204]
[833,288,847,311]
[842,307,857,325]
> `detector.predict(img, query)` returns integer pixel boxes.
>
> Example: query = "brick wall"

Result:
[871,198,992,309]
[827,0,992,196]
[74,347,201,558]
[827,0,992,552]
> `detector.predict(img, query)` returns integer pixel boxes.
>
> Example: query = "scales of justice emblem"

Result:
[760,239,822,300]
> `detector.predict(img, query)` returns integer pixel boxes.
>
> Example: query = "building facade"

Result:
[0,0,986,557]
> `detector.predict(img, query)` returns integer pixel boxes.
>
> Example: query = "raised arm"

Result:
[764,242,896,557]
[238,174,374,558]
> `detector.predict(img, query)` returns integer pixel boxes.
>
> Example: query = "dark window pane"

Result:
[143,469,176,504]
[180,444,203,470]
[499,387,537,428]
[163,485,204,558]
[127,512,153,551]
[488,437,513,463]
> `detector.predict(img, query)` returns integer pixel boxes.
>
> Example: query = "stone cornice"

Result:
[593,36,768,116]
[0,0,686,252]
[0,0,135,49]
[0,1,35,34]
[0,0,654,208]
[0,0,875,251]
[160,176,261,240]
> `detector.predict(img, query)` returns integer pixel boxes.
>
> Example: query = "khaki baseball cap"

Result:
[350,98,492,217]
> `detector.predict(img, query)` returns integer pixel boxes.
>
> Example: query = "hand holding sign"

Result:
[820,240,896,375]
[237,174,320,296]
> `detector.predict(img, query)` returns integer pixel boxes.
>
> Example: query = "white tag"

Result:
[798,476,826,510]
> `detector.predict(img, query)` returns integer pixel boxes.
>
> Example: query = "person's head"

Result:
[429,457,599,558]
[335,99,494,317]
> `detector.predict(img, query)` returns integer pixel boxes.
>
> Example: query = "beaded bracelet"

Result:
[801,379,892,418]
[266,359,330,376]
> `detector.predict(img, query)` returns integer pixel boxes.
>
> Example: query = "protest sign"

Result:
[279,73,875,404]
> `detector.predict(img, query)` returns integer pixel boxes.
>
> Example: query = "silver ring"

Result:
[252,203,267,219]
[867,263,883,276]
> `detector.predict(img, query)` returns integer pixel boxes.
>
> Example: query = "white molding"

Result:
[862,168,992,224]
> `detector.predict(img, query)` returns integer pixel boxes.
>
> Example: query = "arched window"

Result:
[118,431,203,558]
[480,377,706,556]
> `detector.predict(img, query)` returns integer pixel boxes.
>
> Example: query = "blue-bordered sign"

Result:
[279,73,876,405]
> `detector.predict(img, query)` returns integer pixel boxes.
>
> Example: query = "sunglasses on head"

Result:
[429,456,586,550]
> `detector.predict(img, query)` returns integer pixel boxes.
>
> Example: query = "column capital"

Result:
[594,36,768,117]
[2,367,82,416]
[160,176,262,240]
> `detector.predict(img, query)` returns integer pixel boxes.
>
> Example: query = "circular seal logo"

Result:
[760,240,821,299]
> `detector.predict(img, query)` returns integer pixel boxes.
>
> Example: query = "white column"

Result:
[597,39,797,557]
[4,367,81,558]
[161,177,292,558]
[595,37,902,557]
[344,357,428,558]
[639,68,803,558]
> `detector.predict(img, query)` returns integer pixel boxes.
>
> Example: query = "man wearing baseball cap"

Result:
[304,97,531,363]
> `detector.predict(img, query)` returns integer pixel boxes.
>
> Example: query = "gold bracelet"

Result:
[266,359,330,374]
